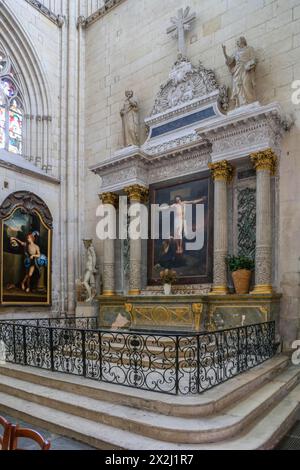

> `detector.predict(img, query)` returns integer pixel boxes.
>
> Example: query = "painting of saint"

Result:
[148,176,213,285]
[1,207,51,305]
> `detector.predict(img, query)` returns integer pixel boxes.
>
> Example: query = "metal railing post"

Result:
[22,325,27,366]
[99,331,102,381]
[82,330,86,378]
[175,336,179,395]
[49,327,54,371]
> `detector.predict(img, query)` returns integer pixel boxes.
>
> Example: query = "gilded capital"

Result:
[124,185,149,203]
[208,160,234,183]
[99,192,119,207]
[250,149,277,175]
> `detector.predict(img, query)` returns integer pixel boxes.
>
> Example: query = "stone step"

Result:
[0,382,299,449]
[0,364,298,444]
[0,355,288,418]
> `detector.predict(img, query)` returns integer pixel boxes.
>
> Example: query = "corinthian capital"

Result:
[250,149,277,175]
[99,192,119,207]
[208,160,234,183]
[124,185,149,203]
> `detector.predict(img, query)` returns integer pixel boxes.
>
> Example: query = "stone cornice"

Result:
[0,159,60,184]
[82,0,127,29]
[89,140,210,175]
[0,149,60,185]
[24,0,65,27]
[197,102,290,163]
[89,143,211,193]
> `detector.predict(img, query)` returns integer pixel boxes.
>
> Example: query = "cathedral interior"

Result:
[0,0,300,452]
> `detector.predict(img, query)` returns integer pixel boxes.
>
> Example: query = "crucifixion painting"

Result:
[148,176,213,286]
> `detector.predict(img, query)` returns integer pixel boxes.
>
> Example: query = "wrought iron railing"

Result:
[0,320,276,395]
[0,316,98,330]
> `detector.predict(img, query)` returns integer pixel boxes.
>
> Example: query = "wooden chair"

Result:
[0,416,12,450]
[10,425,51,450]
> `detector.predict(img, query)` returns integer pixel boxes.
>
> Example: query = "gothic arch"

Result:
[0,1,53,166]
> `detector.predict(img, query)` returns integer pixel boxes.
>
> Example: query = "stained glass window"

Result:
[0,51,23,155]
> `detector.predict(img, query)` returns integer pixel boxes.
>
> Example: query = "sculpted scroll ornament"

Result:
[151,55,228,116]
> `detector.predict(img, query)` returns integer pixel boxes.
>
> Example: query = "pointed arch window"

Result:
[0,50,23,155]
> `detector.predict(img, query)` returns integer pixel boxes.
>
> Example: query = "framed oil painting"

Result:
[148,175,213,285]
[0,192,52,306]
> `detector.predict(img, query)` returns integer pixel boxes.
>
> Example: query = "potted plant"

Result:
[160,269,177,295]
[226,255,254,294]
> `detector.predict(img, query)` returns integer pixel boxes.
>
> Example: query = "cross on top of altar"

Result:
[167,6,196,57]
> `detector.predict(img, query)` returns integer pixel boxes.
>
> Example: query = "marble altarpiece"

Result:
[89,9,290,334]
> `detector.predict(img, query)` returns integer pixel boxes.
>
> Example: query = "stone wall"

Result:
[0,0,86,316]
[84,0,300,346]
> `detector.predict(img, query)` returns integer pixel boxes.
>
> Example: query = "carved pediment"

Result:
[151,56,228,116]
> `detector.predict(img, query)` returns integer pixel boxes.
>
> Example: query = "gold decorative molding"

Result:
[128,289,141,296]
[208,160,234,183]
[251,284,273,295]
[209,285,229,295]
[124,303,133,322]
[250,149,277,175]
[192,303,203,331]
[258,306,270,320]
[124,185,149,203]
[100,192,119,208]
[129,304,195,328]
[102,290,117,296]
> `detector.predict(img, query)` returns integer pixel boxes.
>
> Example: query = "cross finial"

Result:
[167,7,196,58]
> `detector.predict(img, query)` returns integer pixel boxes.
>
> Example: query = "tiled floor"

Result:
[2,413,95,450]
[277,421,300,450]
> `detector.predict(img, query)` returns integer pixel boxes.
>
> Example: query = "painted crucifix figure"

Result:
[167,7,196,57]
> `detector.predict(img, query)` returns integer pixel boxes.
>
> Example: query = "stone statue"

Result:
[120,90,139,147]
[83,239,97,303]
[222,37,257,108]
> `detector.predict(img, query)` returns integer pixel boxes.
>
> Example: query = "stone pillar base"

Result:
[128,289,141,296]
[251,285,273,295]
[102,290,117,297]
[209,286,229,295]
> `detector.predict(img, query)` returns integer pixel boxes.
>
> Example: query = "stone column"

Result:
[124,185,149,296]
[208,160,234,295]
[100,192,119,296]
[250,149,277,294]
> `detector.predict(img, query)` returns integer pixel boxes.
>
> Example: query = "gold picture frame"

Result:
[0,192,52,306]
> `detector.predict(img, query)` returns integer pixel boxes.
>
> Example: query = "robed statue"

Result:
[222,37,257,109]
[120,90,139,147]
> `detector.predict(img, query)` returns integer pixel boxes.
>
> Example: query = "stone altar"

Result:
[98,293,281,333]
[90,8,290,334]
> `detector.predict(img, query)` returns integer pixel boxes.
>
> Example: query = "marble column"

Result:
[208,160,234,295]
[100,192,119,296]
[124,185,149,296]
[250,149,277,295]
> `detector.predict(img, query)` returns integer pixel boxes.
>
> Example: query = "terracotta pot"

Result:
[163,283,172,295]
[232,269,252,294]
